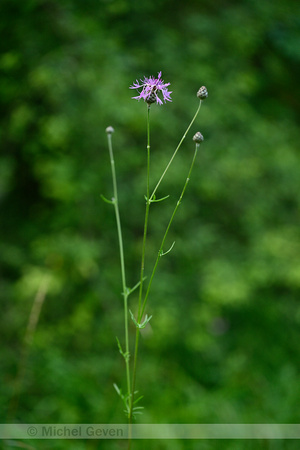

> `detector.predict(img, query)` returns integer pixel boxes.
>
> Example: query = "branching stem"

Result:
[149,100,202,201]
[140,143,200,320]
[129,101,202,431]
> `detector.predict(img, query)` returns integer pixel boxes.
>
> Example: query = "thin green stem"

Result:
[140,143,200,320]
[107,132,131,404]
[149,100,202,202]
[129,325,140,420]
[137,105,151,316]
[129,104,151,424]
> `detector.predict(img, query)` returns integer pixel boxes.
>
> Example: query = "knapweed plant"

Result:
[103,72,207,426]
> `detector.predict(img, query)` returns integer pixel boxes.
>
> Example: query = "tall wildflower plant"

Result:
[103,73,207,435]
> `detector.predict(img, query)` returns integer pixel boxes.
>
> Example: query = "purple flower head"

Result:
[130,71,172,105]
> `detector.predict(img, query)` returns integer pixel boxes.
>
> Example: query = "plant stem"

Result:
[107,132,131,404]
[137,104,151,318]
[129,104,151,424]
[129,102,202,427]
[149,100,202,202]
[140,142,200,321]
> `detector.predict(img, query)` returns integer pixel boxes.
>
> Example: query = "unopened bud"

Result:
[106,126,115,134]
[193,132,204,143]
[197,86,208,100]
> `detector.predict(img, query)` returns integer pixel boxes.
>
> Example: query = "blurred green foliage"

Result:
[1,0,300,448]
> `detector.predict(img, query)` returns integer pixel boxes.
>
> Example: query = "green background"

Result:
[1,0,300,448]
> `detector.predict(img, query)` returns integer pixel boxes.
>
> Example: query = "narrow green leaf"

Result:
[100,194,114,205]
[129,310,152,329]
[133,395,144,405]
[160,241,175,257]
[113,383,121,397]
[116,336,130,362]
[150,194,170,203]
[129,309,139,327]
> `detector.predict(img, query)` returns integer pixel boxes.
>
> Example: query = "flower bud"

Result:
[193,132,204,143]
[106,126,115,134]
[197,86,208,100]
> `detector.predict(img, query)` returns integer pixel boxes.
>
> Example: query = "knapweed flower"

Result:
[130,71,172,105]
